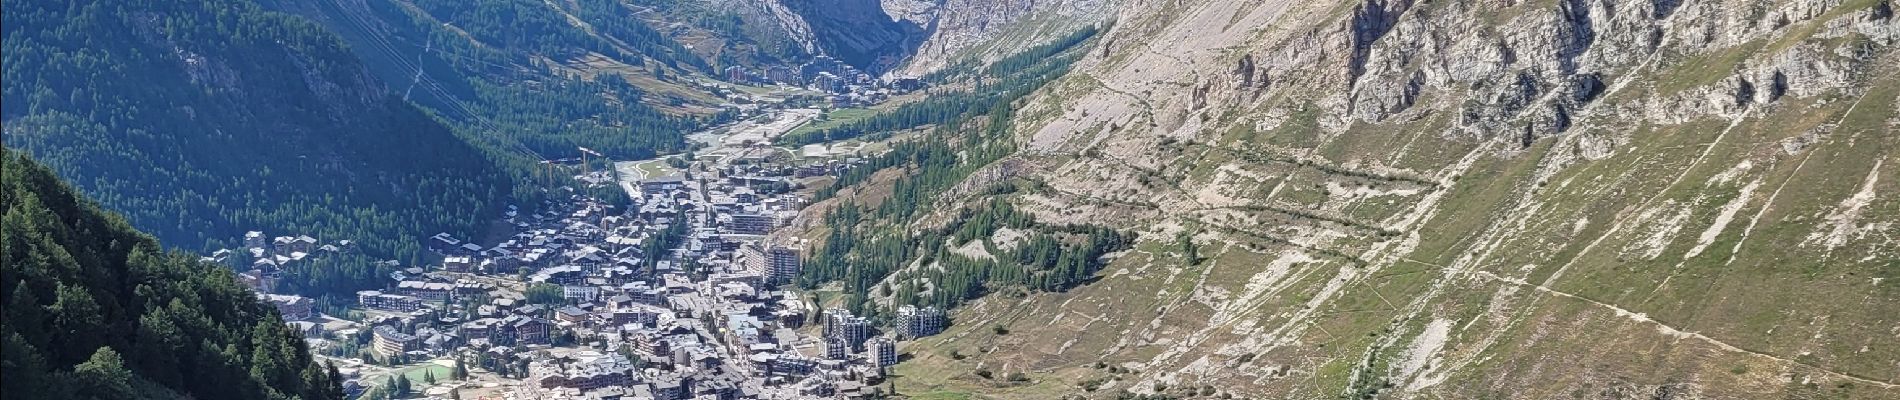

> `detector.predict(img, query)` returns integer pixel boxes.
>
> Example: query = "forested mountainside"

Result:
[1,152,344,400]
[620,0,815,67]
[1,0,508,260]
[786,0,1900,398]
[786,28,1137,316]
[256,0,721,173]
[252,0,1100,191]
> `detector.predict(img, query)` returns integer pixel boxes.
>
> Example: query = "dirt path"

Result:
[1472,270,1899,389]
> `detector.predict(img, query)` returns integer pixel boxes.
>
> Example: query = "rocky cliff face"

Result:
[708,0,1113,76]
[777,0,927,72]
[883,0,1900,397]
[883,0,1118,77]
[689,0,922,72]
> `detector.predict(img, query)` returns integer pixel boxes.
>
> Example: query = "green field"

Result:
[907,391,976,400]
[394,363,453,384]
[631,158,681,180]
[785,108,877,138]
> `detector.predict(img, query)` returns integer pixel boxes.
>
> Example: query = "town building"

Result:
[728,213,773,235]
[766,65,798,85]
[244,231,267,249]
[531,354,633,392]
[396,280,454,302]
[554,306,589,325]
[868,337,897,367]
[768,355,816,377]
[260,294,314,320]
[894,304,947,339]
[508,315,552,345]
[357,290,422,313]
[372,326,417,358]
[562,285,600,302]
[825,336,849,360]
[823,308,871,351]
[442,256,474,272]
[531,265,586,285]
[724,66,749,83]
[743,244,803,285]
[640,176,687,195]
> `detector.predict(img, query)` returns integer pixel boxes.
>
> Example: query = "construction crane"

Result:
[577,146,605,184]
[575,147,615,232]
[538,160,556,186]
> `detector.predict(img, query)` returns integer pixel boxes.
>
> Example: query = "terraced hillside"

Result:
[793,0,1900,397]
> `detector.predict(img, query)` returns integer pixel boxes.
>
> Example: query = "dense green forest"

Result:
[777,89,1012,146]
[2,0,510,261]
[922,24,1105,83]
[795,28,1130,319]
[403,0,706,72]
[272,253,402,299]
[260,0,727,203]
[801,198,1132,317]
[777,26,1102,147]
[1,152,344,400]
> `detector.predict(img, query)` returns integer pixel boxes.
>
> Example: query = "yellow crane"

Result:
[577,146,604,183]
[538,160,556,186]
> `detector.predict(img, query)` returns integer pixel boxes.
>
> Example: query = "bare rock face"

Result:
[687,0,922,73]
[1346,0,1415,85]
[777,0,927,73]
[692,0,1110,75]
[886,0,1118,77]
[886,0,1900,397]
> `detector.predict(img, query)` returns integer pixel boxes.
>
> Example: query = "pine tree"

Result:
[454,354,470,380]
[72,347,135,399]
[326,363,348,399]
[50,283,105,365]
[394,374,412,397]
[4,283,44,346]
[1,333,48,398]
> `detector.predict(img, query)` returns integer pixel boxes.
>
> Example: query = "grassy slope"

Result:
[890,13,1900,400]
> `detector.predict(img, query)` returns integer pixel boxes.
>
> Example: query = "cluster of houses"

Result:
[208,231,383,294]
[350,153,939,398]
[721,56,868,90]
[718,55,927,108]
[223,130,944,398]
[360,310,550,363]
[214,231,391,340]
